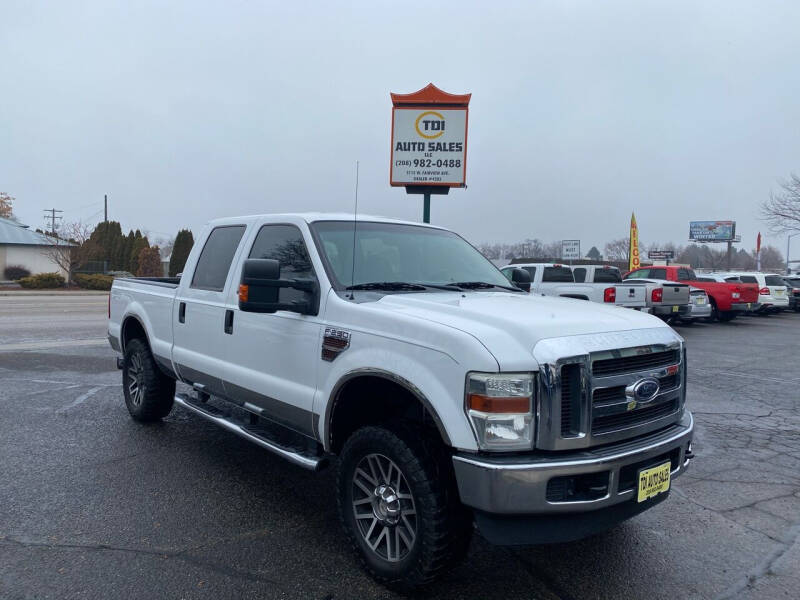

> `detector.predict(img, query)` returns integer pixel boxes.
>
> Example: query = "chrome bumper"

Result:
[453,412,693,515]
[653,304,692,317]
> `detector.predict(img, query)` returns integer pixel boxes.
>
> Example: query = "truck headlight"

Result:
[465,372,535,451]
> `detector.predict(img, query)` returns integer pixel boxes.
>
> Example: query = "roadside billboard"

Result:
[689,221,736,242]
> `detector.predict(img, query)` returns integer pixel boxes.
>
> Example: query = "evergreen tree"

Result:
[136,246,162,277]
[169,229,194,276]
[128,230,150,274]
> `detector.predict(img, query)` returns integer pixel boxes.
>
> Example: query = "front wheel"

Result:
[336,425,471,590]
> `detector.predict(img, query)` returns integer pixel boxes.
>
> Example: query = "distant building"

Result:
[0,217,71,279]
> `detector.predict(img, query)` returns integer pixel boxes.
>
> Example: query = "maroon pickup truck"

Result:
[626,266,759,321]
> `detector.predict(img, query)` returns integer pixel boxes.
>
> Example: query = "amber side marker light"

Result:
[468,394,530,413]
[238,284,249,303]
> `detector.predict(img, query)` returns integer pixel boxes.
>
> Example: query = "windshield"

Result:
[311,221,512,290]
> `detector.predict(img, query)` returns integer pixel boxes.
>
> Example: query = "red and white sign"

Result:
[390,84,470,187]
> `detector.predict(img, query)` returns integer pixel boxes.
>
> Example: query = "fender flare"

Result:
[323,367,453,452]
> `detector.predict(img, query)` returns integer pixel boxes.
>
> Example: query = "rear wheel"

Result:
[337,424,471,590]
[122,338,175,421]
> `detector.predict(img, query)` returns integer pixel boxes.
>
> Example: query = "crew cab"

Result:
[502,263,647,309]
[108,214,693,589]
[626,265,758,322]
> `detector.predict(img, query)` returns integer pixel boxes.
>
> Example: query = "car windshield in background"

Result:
[593,268,622,283]
[786,278,800,287]
[542,266,575,282]
[311,221,513,290]
[739,275,758,284]
[765,275,787,286]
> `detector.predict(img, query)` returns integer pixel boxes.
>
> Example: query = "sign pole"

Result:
[423,192,430,223]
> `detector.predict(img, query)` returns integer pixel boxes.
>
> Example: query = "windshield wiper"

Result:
[345,282,428,291]
[451,281,522,292]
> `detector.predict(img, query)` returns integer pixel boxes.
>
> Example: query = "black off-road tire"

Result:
[122,338,175,422]
[336,424,472,591]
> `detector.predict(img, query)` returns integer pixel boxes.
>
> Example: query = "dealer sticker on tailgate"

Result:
[637,461,671,502]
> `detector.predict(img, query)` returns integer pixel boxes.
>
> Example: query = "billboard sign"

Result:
[689,221,736,242]
[561,240,581,260]
[648,250,675,260]
[390,84,470,187]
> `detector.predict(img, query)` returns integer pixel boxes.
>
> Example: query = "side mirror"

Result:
[238,258,318,315]
[511,268,531,292]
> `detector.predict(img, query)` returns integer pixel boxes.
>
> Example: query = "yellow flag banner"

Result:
[629,213,640,272]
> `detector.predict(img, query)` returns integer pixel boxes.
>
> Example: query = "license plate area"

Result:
[637,461,671,502]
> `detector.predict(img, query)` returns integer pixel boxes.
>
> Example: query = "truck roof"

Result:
[206,212,446,229]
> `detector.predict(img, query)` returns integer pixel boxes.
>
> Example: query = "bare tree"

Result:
[761,173,800,233]
[40,222,93,285]
[604,238,631,262]
[0,192,14,219]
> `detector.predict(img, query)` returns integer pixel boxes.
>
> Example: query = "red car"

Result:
[625,266,759,321]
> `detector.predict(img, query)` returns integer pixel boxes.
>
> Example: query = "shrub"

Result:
[17,272,65,289]
[74,273,114,290]
[4,265,31,280]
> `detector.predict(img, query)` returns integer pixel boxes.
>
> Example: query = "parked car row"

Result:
[500,263,799,323]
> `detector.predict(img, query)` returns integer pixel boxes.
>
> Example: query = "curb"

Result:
[0,291,110,297]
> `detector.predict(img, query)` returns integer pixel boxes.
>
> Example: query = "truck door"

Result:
[172,224,247,397]
[222,223,322,438]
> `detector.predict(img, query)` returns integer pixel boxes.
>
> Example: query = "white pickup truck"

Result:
[108,214,693,590]
[501,262,647,309]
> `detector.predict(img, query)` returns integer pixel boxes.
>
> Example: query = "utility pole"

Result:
[43,208,63,236]
[104,194,108,222]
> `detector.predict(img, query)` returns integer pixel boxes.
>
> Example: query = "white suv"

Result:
[718,272,790,312]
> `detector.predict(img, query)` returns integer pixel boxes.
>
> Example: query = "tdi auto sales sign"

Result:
[390,84,470,187]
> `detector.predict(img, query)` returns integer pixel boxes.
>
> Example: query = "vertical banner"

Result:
[756,232,762,271]
[629,213,640,272]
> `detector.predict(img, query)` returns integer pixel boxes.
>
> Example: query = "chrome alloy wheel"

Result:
[126,353,145,407]
[352,453,417,563]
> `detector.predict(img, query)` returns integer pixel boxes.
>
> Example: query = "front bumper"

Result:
[452,412,693,515]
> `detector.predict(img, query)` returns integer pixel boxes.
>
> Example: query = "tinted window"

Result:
[724,276,742,283]
[786,278,800,288]
[694,277,714,282]
[191,226,246,291]
[593,268,622,283]
[249,225,315,303]
[740,275,757,284]
[573,267,586,282]
[764,275,786,286]
[650,268,667,280]
[522,266,536,280]
[626,269,650,279]
[676,269,693,281]
[542,266,574,282]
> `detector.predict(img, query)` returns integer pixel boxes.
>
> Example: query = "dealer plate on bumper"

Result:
[637,461,671,502]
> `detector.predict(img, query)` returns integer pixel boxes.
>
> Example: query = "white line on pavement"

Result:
[0,338,108,352]
[58,386,103,413]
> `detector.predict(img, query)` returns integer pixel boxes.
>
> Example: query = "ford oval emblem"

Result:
[632,378,660,402]
[625,378,660,404]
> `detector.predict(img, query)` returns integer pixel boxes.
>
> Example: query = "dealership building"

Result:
[0,216,70,279]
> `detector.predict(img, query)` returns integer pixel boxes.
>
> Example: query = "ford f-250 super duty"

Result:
[108,214,694,589]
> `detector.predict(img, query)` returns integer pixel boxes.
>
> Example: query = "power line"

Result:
[43,208,63,235]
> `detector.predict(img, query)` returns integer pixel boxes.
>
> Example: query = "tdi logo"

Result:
[415,111,445,139]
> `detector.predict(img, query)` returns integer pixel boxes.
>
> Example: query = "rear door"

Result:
[172,224,247,397]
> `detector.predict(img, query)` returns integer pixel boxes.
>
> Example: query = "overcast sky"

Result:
[2,1,799,257]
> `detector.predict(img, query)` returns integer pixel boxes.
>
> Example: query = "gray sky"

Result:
[2,1,799,257]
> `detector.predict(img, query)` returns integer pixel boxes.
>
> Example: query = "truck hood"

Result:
[373,291,676,370]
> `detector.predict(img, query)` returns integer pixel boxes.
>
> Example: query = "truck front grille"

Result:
[591,398,679,435]
[592,349,680,376]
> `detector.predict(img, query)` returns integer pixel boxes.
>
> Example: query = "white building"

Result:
[0,217,70,279]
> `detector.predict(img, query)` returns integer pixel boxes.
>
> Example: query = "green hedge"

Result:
[73,273,114,290]
[17,273,66,289]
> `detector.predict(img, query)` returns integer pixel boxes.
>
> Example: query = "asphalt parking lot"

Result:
[1,294,798,600]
